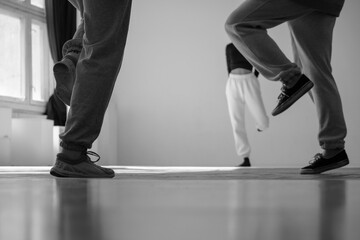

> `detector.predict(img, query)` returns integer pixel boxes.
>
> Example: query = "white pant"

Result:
[226,73,269,158]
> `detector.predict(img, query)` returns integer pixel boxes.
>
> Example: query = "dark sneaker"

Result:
[300,150,349,174]
[50,151,115,178]
[239,157,251,167]
[53,52,79,105]
[272,75,314,116]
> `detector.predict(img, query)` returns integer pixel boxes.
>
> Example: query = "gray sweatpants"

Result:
[59,0,132,151]
[225,0,347,150]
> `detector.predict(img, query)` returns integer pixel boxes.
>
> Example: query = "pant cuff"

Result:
[60,141,87,152]
[62,39,83,57]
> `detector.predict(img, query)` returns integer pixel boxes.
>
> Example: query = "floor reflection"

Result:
[0,174,359,240]
[319,180,346,240]
[54,179,102,240]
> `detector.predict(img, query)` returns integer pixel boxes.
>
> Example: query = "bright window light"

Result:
[0,13,24,99]
[31,21,46,101]
[31,0,44,9]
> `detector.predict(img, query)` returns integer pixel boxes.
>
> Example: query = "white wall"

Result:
[0,108,11,165]
[97,0,360,167]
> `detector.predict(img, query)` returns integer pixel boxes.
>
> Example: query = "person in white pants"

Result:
[225,43,269,167]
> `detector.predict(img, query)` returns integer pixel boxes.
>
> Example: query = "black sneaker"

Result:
[50,151,115,178]
[300,150,349,174]
[53,52,79,105]
[272,75,314,116]
[239,157,251,167]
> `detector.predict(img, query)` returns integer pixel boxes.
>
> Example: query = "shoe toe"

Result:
[102,167,115,176]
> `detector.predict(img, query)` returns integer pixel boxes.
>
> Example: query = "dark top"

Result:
[226,43,253,74]
[289,0,345,17]
[44,93,67,126]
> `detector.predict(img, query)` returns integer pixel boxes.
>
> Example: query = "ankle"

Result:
[322,149,343,159]
[60,148,83,160]
[284,75,302,88]
[279,68,301,87]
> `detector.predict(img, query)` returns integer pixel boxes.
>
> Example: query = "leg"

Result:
[61,20,84,56]
[51,0,133,178]
[225,0,314,116]
[289,13,346,152]
[63,0,85,54]
[226,74,251,159]
[53,0,85,105]
[225,0,311,81]
[61,0,132,150]
[288,12,348,174]
[243,73,269,131]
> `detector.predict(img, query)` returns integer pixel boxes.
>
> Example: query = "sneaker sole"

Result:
[300,158,349,174]
[53,59,75,106]
[272,81,314,116]
[50,167,115,178]
[54,87,71,106]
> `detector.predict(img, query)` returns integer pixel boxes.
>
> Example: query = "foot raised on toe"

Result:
[272,74,314,116]
[53,53,78,105]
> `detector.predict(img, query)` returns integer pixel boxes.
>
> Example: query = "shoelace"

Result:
[86,151,101,163]
[309,153,322,165]
[278,86,289,101]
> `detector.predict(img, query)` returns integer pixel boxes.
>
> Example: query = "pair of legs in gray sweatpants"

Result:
[225,0,347,167]
[50,0,132,177]
[58,0,132,152]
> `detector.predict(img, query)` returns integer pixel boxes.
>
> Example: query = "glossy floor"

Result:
[0,167,359,240]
